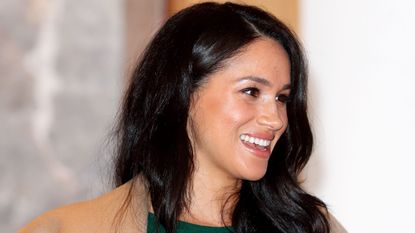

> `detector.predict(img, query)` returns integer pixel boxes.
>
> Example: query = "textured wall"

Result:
[1,0,123,231]
[1,0,167,230]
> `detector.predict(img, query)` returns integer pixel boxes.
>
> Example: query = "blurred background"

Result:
[1,0,414,232]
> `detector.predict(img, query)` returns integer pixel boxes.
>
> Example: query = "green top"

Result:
[147,213,234,233]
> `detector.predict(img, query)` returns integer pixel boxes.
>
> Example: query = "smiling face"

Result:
[188,38,291,182]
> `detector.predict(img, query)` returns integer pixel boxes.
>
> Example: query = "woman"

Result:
[19,2,347,233]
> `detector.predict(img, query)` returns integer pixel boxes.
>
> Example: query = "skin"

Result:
[184,37,291,226]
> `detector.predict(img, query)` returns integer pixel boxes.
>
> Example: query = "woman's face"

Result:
[188,38,291,182]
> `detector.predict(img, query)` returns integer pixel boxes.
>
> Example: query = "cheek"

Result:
[281,109,289,127]
[214,97,254,131]
[192,91,257,146]
[202,90,247,116]
[278,111,288,137]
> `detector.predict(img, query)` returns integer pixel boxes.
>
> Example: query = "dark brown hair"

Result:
[114,2,329,233]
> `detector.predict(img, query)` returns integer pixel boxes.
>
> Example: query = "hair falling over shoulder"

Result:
[113,2,330,233]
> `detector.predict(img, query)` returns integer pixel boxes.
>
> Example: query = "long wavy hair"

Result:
[114,2,330,233]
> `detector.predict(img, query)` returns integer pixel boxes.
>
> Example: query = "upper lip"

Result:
[242,132,275,141]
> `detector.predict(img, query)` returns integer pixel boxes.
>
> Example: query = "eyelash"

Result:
[241,87,291,103]
[276,94,291,103]
[242,87,260,97]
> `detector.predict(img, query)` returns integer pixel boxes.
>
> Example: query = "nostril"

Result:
[257,112,284,131]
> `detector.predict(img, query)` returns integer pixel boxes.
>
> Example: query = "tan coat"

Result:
[18,178,347,233]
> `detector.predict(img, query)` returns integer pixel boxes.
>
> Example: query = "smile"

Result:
[239,134,273,158]
[240,134,271,147]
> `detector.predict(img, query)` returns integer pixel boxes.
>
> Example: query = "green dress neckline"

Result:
[147,212,234,233]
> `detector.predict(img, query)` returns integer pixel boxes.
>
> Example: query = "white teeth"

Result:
[239,134,271,147]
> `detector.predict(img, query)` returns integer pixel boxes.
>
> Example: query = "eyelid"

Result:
[241,87,260,97]
[241,86,292,103]
[275,93,292,103]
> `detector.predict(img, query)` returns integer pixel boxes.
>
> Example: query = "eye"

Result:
[241,87,260,97]
[275,94,291,104]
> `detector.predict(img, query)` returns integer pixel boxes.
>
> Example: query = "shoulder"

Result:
[17,181,146,233]
[17,210,62,233]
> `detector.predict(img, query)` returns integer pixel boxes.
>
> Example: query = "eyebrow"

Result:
[236,76,291,90]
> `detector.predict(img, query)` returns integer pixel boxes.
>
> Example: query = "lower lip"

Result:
[241,140,271,159]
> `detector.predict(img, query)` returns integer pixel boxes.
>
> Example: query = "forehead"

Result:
[208,38,291,87]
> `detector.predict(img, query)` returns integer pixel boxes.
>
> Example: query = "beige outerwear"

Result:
[18,177,347,233]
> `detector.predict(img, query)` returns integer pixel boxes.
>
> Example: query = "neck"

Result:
[180,164,241,226]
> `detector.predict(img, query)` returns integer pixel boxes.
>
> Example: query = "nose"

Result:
[256,104,285,132]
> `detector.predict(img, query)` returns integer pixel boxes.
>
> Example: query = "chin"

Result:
[240,167,268,181]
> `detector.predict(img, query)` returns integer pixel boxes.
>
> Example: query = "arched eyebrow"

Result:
[236,76,291,90]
